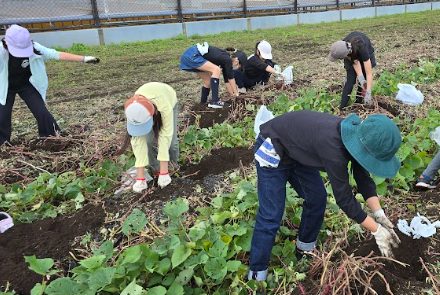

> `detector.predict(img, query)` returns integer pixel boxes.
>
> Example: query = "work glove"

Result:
[83,56,100,64]
[373,209,401,243]
[357,74,367,89]
[158,173,172,189]
[372,209,394,228]
[372,224,400,257]
[132,179,148,193]
[364,90,373,105]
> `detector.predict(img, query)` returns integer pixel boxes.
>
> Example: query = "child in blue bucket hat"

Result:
[248,110,401,285]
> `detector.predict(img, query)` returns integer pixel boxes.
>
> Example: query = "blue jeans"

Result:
[422,150,440,181]
[249,136,327,272]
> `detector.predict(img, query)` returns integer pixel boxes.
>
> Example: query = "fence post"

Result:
[294,0,298,13]
[90,0,100,27]
[177,0,183,22]
[243,0,247,17]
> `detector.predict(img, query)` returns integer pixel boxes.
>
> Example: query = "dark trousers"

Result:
[0,84,60,144]
[234,70,271,89]
[340,56,376,109]
[249,136,327,271]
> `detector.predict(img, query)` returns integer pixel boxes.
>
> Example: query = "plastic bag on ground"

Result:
[254,105,274,139]
[114,167,153,195]
[397,213,440,239]
[395,83,424,105]
[282,66,294,85]
[429,126,440,146]
[0,212,13,233]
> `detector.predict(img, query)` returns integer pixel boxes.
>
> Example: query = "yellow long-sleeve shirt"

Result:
[130,82,177,168]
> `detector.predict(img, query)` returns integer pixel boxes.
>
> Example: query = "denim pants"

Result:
[146,104,180,173]
[422,150,440,181]
[249,136,327,272]
[0,84,60,145]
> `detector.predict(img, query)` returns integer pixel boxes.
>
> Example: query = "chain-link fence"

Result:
[0,0,429,30]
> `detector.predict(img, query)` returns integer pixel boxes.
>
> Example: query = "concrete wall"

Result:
[31,29,100,47]
[7,1,438,48]
[103,23,182,44]
[184,18,247,36]
[249,14,297,30]
[298,10,341,24]
[341,7,376,20]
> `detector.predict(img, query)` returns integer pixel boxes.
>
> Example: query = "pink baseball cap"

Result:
[5,24,34,58]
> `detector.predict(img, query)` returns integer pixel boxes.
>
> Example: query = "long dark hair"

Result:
[348,37,364,61]
[1,38,42,55]
[152,108,162,139]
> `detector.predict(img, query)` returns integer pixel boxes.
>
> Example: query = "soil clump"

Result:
[0,205,105,294]
[182,147,254,180]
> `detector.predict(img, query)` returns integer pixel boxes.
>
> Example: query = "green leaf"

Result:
[208,239,228,258]
[147,286,167,295]
[122,209,148,236]
[210,211,232,224]
[24,255,55,276]
[226,260,242,272]
[45,278,81,295]
[30,283,45,295]
[175,267,194,285]
[79,255,106,270]
[156,258,171,275]
[120,245,143,266]
[163,198,189,218]
[144,248,160,273]
[93,241,114,261]
[171,245,192,269]
[204,257,227,281]
[88,267,116,291]
[121,280,147,295]
[167,282,184,295]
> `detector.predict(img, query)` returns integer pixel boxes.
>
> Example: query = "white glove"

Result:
[158,173,172,189]
[357,74,367,88]
[373,209,401,243]
[372,224,400,257]
[364,90,372,105]
[132,179,147,193]
[83,56,100,64]
[372,209,394,228]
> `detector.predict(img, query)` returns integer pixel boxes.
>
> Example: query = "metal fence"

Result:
[0,0,428,30]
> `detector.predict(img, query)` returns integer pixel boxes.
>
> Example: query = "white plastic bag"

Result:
[429,126,440,146]
[396,83,424,105]
[397,213,440,239]
[282,66,294,85]
[254,105,274,139]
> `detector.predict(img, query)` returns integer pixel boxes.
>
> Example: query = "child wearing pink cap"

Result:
[0,24,100,145]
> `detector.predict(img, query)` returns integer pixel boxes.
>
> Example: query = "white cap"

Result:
[257,40,273,60]
[124,95,154,136]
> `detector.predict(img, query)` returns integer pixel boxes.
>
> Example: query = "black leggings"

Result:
[340,57,376,109]
[0,84,60,144]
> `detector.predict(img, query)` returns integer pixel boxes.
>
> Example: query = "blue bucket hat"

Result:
[341,113,401,178]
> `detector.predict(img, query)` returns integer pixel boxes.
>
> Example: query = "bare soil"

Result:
[0,205,105,294]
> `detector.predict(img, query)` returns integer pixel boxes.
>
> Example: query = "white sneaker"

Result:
[238,87,247,94]
[208,100,225,109]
